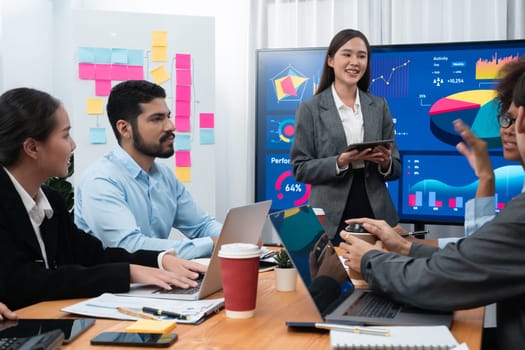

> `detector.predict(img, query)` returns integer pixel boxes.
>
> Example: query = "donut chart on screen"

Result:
[429,90,501,148]
[278,119,295,143]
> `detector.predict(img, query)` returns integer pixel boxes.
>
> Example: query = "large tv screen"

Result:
[256,40,525,224]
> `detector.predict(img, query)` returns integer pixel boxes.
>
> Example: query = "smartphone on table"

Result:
[90,332,178,347]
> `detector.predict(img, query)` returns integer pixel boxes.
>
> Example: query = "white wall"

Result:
[0,0,54,92]
[68,0,254,221]
[0,0,252,221]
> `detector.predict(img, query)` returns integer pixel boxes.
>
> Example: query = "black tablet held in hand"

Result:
[345,139,393,152]
[0,318,95,344]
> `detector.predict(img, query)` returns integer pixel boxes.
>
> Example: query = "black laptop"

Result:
[0,329,63,350]
[268,206,452,326]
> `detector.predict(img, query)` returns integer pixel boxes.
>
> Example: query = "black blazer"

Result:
[0,167,159,310]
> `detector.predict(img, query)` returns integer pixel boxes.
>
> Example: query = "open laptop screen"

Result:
[269,206,354,316]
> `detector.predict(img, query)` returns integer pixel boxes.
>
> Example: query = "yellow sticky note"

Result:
[175,166,191,182]
[125,319,177,334]
[152,31,168,46]
[150,65,170,84]
[151,46,168,62]
[86,98,104,115]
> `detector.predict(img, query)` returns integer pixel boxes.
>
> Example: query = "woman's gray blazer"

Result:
[290,87,401,237]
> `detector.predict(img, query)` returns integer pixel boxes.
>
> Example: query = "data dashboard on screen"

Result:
[256,40,525,224]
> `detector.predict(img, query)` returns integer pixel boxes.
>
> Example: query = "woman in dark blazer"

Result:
[0,88,206,310]
[291,29,401,240]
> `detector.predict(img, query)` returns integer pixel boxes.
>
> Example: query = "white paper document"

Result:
[62,293,224,324]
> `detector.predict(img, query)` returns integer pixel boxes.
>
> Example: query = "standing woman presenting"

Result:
[291,29,400,241]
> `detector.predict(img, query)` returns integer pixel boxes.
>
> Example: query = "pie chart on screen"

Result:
[429,89,501,148]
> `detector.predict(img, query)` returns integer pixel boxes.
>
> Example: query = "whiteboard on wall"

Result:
[60,10,216,214]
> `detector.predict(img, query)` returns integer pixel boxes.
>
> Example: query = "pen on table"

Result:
[314,323,390,336]
[400,229,430,238]
[142,306,190,321]
[116,307,160,320]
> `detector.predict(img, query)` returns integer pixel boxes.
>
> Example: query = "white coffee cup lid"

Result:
[312,207,325,215]
[218,243,261,259]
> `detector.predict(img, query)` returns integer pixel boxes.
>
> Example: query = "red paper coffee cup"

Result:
[218,243,261,318]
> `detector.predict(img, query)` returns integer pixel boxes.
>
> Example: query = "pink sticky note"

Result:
[176,85,191,101]
[175,116,190,132]
[95,64,112,80]
[95,80,112,96]
[200,113,214,128]
[175,151,191,167]
[78,63,96,80]
[176,69,192,85]
[127,65,144,80]
[176,101,191,116]
[175,54,191,69]
[112,64,128,81]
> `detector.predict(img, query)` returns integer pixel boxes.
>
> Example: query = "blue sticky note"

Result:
[78,47,95,63]
[128,49,144,66]
[111,48,128,64]
[175,134,191,150]
[200,129,215,145]
[95,48,112,64]
[89,128,107,144]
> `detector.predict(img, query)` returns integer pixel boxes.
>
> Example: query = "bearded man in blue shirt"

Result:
[75,80,221,259]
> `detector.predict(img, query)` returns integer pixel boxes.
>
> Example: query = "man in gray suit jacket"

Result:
[340,68,525,350]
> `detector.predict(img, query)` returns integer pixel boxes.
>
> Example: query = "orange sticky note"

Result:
[175,166,191,182]
[125,319,176,334]
[86,98,104,115]
[151,46,168,62]
[150,66,170,84]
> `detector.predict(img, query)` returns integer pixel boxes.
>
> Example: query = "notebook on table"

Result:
[330,325,459,349]
[268,205,452,327]
[124,200,272,300]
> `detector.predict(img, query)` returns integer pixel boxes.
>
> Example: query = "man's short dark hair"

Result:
[106,80,166,143]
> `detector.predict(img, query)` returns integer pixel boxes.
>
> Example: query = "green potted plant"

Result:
[44,154,74,217]
[273,248,297,292]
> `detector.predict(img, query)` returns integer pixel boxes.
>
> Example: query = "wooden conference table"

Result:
[16,269,484,350]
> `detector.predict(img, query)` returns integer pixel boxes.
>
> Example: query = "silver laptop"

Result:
[269,205,452,326]
[124,200,272,300]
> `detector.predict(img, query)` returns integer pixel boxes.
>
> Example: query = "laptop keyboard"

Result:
[154,273,205,295]
[0,337,26,350]
[0,329,63,350]
[345,293,401,319]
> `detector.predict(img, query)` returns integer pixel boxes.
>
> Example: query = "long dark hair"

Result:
[316,29,371,95]
[0,88,60,166]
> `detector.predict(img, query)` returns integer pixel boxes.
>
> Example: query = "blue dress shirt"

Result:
[74,146,222,259]
[437,196,495,249]
[437,178,525,248]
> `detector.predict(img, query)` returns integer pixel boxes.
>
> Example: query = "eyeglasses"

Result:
[497,112,517,129]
